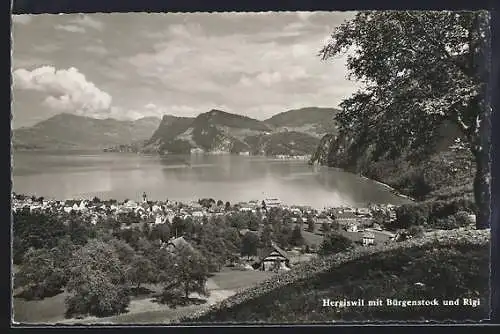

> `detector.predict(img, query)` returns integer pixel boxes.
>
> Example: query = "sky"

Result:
[11,12,360,129]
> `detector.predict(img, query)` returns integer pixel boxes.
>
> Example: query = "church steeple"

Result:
[142,192,147,203]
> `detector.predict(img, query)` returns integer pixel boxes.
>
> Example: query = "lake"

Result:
[11,151,411,208]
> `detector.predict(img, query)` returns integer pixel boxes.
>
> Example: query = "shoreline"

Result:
[308,161,415,203]
[359,175,415,202]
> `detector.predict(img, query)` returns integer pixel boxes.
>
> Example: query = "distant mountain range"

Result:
[12,113,161,150]
[13,107,340,156]
[142,107,339,155]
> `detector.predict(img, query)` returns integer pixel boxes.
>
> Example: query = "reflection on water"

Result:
[12,151,411,208]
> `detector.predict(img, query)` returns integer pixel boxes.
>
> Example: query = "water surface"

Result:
[12,151,411,208]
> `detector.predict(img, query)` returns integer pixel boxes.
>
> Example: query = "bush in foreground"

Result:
[318,232,354,256]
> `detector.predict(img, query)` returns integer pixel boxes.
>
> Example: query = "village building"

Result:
[356,207,371,217]
[362,232,375,246]
[257,242,291,272]
[192,211,204,218]
[163,236,196,253]
[155,214,165,225]
[335,211,359,226]
[263,198,281,209]
[346,222,358,232]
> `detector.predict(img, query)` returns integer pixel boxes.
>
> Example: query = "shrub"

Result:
[394,203,430,229]
[318,232,354,256]
[407,225,425,238]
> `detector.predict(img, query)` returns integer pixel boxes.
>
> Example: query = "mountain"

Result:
[264,107,340,137]
[143,108,339,156]
[12,113,161,150]
[245,131,321,156]
[142,109,324,155]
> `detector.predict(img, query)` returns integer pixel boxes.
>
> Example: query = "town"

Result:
[12,191,403,267]
[14,190,460,323]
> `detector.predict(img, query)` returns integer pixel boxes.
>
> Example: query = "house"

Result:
[163,236,196,253]
[335,212,359,225]
[346,222,358,232]
[125,200,138,209]
[155,215,165,225]
[356,207,371,217]
[239,151,250,156]
[362,232,375,246]
[257,242,291,272]
[263,198,281,208]
[239,207,253,212]
[192,211,204,218]
[190,147,204,154]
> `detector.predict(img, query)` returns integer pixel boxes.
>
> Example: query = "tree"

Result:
[150,223,170,242]
[248,213,260,231]
[162,245,210,300]
[276,225,292,249]
[126,255,156,291]
[307,218,315,233]
[320,11,491,229]
[322,222,332,234]
[240,232,259,259]
[13,211,68,265]
[318,232,354,256]
[172,216,185,237]
[290,225,305,247]
[15,247,67,299]
[217,200,224,207]
[225,201,231,211]
[109,238,136,265]
[260,225,273,249]
[142,222,151,238]
[68,217,92,246]
[65,239,129,317]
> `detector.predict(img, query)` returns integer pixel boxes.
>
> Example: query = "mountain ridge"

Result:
[140,107,338,156]
[12,113,161,151]
[13,107,340,155]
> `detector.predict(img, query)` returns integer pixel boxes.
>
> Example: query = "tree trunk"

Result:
[473,151,490,229]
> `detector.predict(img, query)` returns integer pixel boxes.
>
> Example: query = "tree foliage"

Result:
[241,232,259,258]
[320,11,491,228]
[290,225,305,247]
[65,239,129,317]
[318,232,354,256]
[13,211,68,264]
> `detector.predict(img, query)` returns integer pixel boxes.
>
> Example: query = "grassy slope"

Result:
[182,229,489,323]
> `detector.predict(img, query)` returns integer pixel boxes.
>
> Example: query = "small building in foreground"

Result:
[257,242,291,272]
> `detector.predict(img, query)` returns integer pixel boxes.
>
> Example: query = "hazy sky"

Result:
[11,12,360,129]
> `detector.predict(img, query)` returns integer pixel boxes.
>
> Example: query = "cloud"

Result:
[12,15,32,25]
[13,66,112,116]
[296,11,316,21]
[55,24,86,33]
[82,45,108,55]
[12,12,360,128]
[71,14,103,30]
